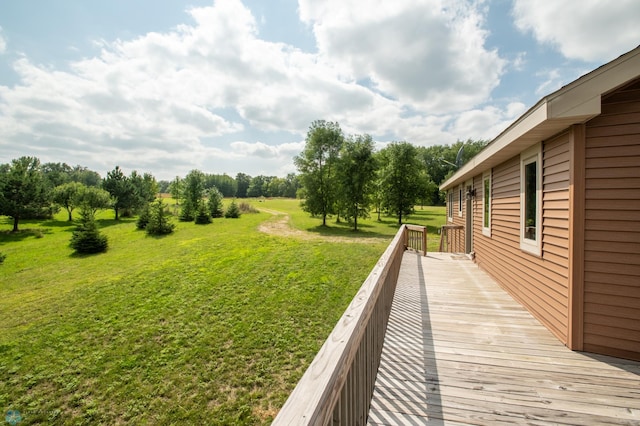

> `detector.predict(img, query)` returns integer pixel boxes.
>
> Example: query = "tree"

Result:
[42,162,72,188]
[207,187,224,218]
[378,142,423,224]
[224,200,241,218]
[235,173,251,198]
[70,165,101,187]
[77,186,113,217]
[146,198,175,235]
[168,176,183,204]
[294,120,344,226]
[70,205,108,254]
[102,166,135,220]
[0,157,52,232]
[336,134,377,231]
[194,201,212,224]
[129,171,158,212]
[53,182,85,221]
[180,169,206,221]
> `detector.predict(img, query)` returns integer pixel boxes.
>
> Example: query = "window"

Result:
[458,185,463,217]
[482,170,491,237]
[520,144,542,255]
[447,190,454,221]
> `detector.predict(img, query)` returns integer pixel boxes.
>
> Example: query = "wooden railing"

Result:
[438,224,464,253]
[273,225,425,425]
[405,224,427,256]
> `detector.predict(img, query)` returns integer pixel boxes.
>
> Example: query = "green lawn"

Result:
[0,200,444,425]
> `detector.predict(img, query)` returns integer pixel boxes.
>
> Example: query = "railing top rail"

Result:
[272,225,408,425]
[405,224,427,231]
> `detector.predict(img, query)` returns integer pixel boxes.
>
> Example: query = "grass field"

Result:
[0,199,445,425]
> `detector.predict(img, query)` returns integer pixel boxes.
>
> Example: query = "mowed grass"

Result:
[0,200,445,425]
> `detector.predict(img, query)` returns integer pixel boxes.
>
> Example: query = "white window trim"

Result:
[520,143,542,256]
[482,170,491,237]
[458,185,463,217]
[447,190,454,222]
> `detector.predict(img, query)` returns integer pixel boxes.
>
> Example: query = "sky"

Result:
[1,0,639,181]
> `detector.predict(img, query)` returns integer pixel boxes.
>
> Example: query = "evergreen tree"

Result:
[224,200,241,218]
[146,199,175,235]
[70,206,108,254]
[194,201,212,224]
[207,187,224,218]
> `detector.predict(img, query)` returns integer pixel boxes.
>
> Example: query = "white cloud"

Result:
[513,0,640,62]
[0,0,518,179]
[298,0,506,112]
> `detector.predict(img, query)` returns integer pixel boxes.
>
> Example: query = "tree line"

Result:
[294,120,487,230]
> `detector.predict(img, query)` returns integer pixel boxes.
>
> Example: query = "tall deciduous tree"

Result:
[0,156,51,232]
[294,120,344,226]
[336,134,377,231]
[77,186,113,217]
[53,182,85,221]
[378,142,423,225]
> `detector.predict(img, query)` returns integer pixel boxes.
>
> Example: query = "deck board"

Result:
[368,252,640,425]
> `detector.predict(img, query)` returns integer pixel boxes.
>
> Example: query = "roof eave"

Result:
[440,45,640,191]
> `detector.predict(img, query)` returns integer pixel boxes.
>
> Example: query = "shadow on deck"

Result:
[368,252,640,425]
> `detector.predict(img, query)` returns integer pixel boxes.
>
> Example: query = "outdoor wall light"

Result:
[466,188,476,200]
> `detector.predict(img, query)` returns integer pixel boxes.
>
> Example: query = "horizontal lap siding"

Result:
[583,89,640,361]
[473,134,570,343]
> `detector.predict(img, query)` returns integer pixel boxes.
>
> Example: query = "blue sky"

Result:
[1,0,639,180]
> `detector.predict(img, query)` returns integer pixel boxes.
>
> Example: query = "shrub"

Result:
[70,207,108,254]
[224,200,241,219]
[146,199,175,235]
[194,202,212,225]
[0,252,6,265]
[238,202,258,214]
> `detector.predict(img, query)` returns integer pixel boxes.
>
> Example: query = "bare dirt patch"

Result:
[257,209,387,244]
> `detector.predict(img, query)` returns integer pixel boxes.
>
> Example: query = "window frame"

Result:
[458,185,463,217]
[482,170,491,237]
[447,190,454,222]
[520,143,543,256]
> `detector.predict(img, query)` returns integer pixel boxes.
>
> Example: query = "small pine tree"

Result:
[0,252,6,265]
[136,203,151,230]
[179,200,195,222]
[146,199,175,235]
[224,200,241,218]
[70,206,108,254]
[207,187,224,218]
[194,201,212,224]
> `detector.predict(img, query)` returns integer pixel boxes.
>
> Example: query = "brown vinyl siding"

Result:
[583,81,640,360]
[473,133,571,343]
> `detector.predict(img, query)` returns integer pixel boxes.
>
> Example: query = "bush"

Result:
[146,199,175,235]
[224,200,241,219]
[194,202,212,225]
[238,202,258,214]
[70,208,108,254]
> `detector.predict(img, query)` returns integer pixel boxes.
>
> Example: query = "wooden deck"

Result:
[368,252,640,425]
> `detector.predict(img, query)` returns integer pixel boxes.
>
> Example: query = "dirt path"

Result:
[257,208,388,244]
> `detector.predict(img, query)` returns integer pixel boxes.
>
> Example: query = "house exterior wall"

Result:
[582,80,640,360]
[472,132,571,344]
